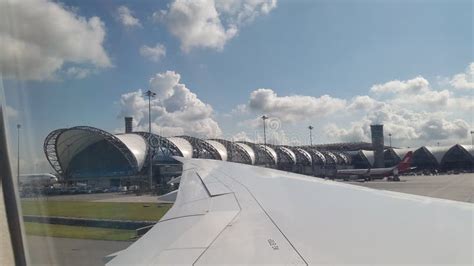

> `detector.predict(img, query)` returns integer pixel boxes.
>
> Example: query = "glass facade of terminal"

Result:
[66,140,136,179]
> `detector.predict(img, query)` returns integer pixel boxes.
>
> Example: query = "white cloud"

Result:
[231,128,299,145]
[0,0,111,80]
[324,123,371,142]
[369,76,459,110]
[247,88,346,122]
[323,76,471,145]
[450,62,474,90]
[325,105,469,145]
[116,6,142,28]
[390,89,451,108]
[370,76,430,94]
[418,118,469,140]
[65,67,93,79]
[157,0,277,52]
[232,71,471,146]
[267,128,301,145]
[119,71,222,138]
[347,95,385,111]
[231,131,252,142]
[159,0,237,52]
[139,43,166,62]
[215,0,277,25]
[448,97,474,111]
[231,104,249,115]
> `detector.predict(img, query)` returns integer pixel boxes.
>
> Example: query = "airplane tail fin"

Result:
[397,151,413,172]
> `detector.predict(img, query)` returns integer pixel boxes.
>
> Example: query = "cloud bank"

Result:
[155,0,277,52]
[233,62,473,146]
[139,43,166,62]
[0,0,111,80]
[450,62,474,90]
[119,71,221,138]
[116,6,142,29]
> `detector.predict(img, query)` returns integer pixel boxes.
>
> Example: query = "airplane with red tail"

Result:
[336,151,414,181]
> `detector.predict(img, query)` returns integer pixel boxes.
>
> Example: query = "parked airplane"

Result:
[336,151,414,181]
[19,173,58,187]
[106,157,472,265]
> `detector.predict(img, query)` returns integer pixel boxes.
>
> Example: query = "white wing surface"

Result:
[107,158,473,265]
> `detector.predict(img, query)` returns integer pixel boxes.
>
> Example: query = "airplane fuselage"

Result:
[336,166,398,180]
[19,173,58,187]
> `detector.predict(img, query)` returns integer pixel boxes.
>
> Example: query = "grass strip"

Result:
[24,222,136,241]
[21,201,171,221]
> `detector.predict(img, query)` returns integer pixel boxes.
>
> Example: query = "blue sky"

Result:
[1,0,472,173]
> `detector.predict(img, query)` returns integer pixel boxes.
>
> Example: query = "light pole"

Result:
[144,90,156,190]
[471,131,474,148]
[17,124,20,187]
[262,115,268,146]
[388,133,392,148]
[308,125,314,146]
[471,131,474,172]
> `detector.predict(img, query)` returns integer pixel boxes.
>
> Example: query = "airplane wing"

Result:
[107,158,473,265]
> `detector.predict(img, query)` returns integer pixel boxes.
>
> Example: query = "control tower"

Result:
[125,117,133,133]
[370,124,384,168]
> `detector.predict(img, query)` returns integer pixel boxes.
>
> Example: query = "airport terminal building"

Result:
[44,123,474,186]
[43,126,353,186]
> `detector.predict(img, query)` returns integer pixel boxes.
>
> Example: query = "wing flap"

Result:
[168,210,238,249]
[202,181,232,196]
[192,165,307,265]
[151,249,205,266]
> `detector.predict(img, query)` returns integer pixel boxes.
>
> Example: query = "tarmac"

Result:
[26,236,131,266]
[349,173,474,203]
[24,173,473,204]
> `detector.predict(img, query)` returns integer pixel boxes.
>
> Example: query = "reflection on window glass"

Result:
[1,0,472,265]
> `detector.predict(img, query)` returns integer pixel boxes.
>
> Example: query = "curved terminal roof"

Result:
[44,126,142,175]
[413,147,438,168]
[360,150,375,167]
[441,144,474,167]
[259,145,278,165]
[460,145,474,158]
[45,126,473,178]
[322,151,338,165]
[294,148,312,165]
[276,146,297,165]
[167,137,193,158]
[392,148,413,160]
[115,134,147,169]
[204,140,228,161]
[423,146,451,164]
[56,128,103,171]
[333,152,351,165]
[209,139,253,164]
[302,148,326,165]
[177,136,220,160]
[238,142,277,165]
[132,132,186,160]
[235,143,256,165]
